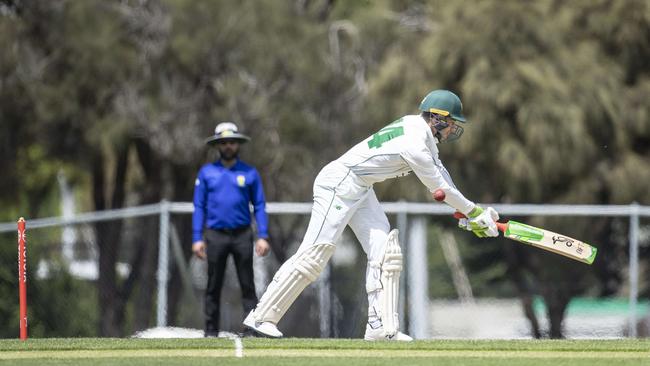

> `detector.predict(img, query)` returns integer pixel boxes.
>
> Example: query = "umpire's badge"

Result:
[237,175,246,187]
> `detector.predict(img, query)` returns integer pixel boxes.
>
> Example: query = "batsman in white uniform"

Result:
[244,90,500,340]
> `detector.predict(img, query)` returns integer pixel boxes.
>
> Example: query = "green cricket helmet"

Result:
[418,89,466,123]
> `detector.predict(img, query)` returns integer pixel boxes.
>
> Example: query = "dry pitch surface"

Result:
[1,338,649,366]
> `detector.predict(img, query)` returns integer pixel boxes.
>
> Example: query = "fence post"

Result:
[157,200,171,328]
[628,202,640,337]
[317,264,331,338]
[407,215,430,339]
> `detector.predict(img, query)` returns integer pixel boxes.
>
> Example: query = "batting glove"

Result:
[466,206,499,238]
[457,217,471,231]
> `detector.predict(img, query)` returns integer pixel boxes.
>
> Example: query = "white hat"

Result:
[205,122,251,144]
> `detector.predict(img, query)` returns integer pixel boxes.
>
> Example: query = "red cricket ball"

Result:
[433,189,446,202]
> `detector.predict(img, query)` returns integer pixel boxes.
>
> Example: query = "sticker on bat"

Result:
[552,236,574,247]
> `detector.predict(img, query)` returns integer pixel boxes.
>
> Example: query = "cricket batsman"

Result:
[244,89,500,340]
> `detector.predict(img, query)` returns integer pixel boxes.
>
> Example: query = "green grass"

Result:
[0,338,649,366]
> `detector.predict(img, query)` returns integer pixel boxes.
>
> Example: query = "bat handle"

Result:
[453,211,509,233]
[495,222,508,233]
[453,212,466,220]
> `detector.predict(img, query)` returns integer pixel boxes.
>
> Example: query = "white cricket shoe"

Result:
[243,311,283,338]
[364,324,413,341]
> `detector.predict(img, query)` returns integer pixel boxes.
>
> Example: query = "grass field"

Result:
[1,338,649,366]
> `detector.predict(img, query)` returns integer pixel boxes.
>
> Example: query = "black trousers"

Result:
[204,227,258,336]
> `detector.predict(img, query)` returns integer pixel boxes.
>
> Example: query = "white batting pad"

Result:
[379,229,403,337]
[253,243,335,324]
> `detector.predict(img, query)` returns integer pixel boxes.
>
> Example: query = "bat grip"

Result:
[453,212,466,220]
[453,211,508,233]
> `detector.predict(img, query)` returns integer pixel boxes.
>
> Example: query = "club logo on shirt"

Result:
[237,175,246,187]
[195,178,200,186]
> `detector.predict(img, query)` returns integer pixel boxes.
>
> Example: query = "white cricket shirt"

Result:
[336,114,475,215]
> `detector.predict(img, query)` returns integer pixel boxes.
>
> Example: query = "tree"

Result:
[1,0,648,338]
[365,0,650,337]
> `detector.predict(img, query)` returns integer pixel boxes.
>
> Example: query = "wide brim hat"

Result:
[205,122,251,145]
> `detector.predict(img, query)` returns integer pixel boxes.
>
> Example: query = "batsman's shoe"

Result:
[364,324,413,341]
[243,311,283,338]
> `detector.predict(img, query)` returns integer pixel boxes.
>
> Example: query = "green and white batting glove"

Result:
[465,206,500,238]
[457,216,471,231]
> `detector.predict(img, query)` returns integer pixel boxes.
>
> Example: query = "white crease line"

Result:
[233,336,243,358]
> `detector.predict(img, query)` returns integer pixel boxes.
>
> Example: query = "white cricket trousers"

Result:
[292,160,391,316]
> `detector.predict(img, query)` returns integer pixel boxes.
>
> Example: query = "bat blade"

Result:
[501,220,598,264]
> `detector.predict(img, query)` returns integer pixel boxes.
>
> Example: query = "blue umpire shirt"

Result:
[192,160,269,243]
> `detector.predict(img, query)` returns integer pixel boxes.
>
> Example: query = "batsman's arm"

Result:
[433,155,459,190]
[401,146,476,216]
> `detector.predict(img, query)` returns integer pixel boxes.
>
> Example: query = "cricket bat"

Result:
[452,212,598,264]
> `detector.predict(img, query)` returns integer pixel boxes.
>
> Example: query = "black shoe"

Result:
[204,331,219,338]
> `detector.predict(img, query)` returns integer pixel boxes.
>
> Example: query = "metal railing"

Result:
[1,201,648,338]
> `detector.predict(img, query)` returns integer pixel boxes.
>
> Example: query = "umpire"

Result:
[192,122,271,337]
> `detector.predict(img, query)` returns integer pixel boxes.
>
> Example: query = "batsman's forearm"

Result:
[402,148,474,215]
[438,187,475,216]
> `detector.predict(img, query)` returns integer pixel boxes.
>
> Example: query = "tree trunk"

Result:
[97,221,120,336]
[95,144,129,336]
[132,138,163,329]
[167,162,205,327]
[133,221,158,331]
[543,286,570,339]
[520,294,541,339]
[115,229,147,333]
[93,151,118,336]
